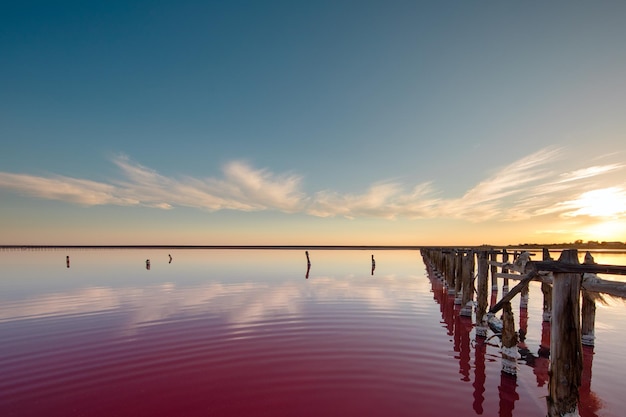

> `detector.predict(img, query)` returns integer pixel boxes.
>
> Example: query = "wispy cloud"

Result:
[307,182,439,219]
[0,173,139,206]
[110,155,306,212]
[1,148,624,222]
[437,147,561,221]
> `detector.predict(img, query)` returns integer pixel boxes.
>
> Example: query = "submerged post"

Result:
[520,283,529,309]
[581,292,596,348]
[475,251,489,337]
[490,250,498,291]
[501,301,518,376]
[502,249,510,295]
[581,252,597,347]
[547,249,583,417]
[446,251,456,295]
[542,248,553,322]
[460,251,475,317]
[455,251,463,305]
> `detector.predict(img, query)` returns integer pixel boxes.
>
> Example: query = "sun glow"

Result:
[562,187,626,218]
[581,220,626,242]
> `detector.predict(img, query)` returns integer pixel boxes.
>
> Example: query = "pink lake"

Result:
[1,249,625,416]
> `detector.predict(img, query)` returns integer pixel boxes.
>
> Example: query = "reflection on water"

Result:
[0,249,625,416]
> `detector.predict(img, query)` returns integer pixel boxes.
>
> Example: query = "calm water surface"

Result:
[1,249,625,416]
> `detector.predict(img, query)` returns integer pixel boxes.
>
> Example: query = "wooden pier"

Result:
[421,247,626,417]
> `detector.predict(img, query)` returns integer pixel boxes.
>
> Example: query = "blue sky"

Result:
[2,1,626,245]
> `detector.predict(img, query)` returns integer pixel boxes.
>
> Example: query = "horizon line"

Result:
[2,243,622,250]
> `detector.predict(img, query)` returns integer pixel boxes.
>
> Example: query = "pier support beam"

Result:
[460,252,475,317]
[501,301,518,376]
[547,249,583,417]
[502,249,510,295]
[542,248,553,322]
[475,251,489,337]
[490,251,498,291]
[581,252,597,347]
[446,251,456,295]
[581,291,596,347]
[454,251,463,305]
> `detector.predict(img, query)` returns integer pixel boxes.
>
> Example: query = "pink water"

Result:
[1,249,625,416]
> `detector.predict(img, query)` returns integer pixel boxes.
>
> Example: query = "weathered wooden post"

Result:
[518,252,530,308]
[520,283,529,309]
[502,249,510,295]
[460,251,475,317]
[475,251,489,337]
[454,250,463,305]
[542,248,553,322]
[446,251,456,295]
[501,301,518,376]
[518,299,529,352]
[547,249,583,417]
[581,252,597,347]
[490,250,499,291]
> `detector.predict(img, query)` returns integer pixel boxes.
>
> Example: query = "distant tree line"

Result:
[513,241,626,250]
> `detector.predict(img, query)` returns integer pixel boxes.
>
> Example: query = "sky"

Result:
[2,1,626,246]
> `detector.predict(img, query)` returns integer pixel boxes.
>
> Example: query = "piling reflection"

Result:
[456,314,472,382]
[498,373,519,417]
[490,289,498,309]
[527,321,550,387]
[371,254,376,275]
[473,337,486,414]
[580,345,600,417]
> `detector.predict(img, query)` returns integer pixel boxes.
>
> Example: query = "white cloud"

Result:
[0,173,139,206]
[1,148,624,223]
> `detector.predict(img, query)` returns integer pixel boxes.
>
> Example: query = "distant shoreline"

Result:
[2,244,626,253]
[0,245,422,250]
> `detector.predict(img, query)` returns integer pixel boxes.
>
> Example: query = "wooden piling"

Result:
[475,251,489,337]
[520,284,529,309]
[446,251,456,295]
[502,249,510,295]
[542,248,553,322]
[581,252,597,347]
[460,251,475,316]
[546,249,583,417]
[455,251,463,305]
[501,301,518,376]
[581,291,596,348]
[490,250,498,291]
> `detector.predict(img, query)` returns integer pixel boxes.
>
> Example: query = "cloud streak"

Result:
[0,148,624,222]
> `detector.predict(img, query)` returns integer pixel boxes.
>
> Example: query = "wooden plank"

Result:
[582,274,626,299]
[489,271,538,314]
[531,260,626,275]
[495,272,553,285]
